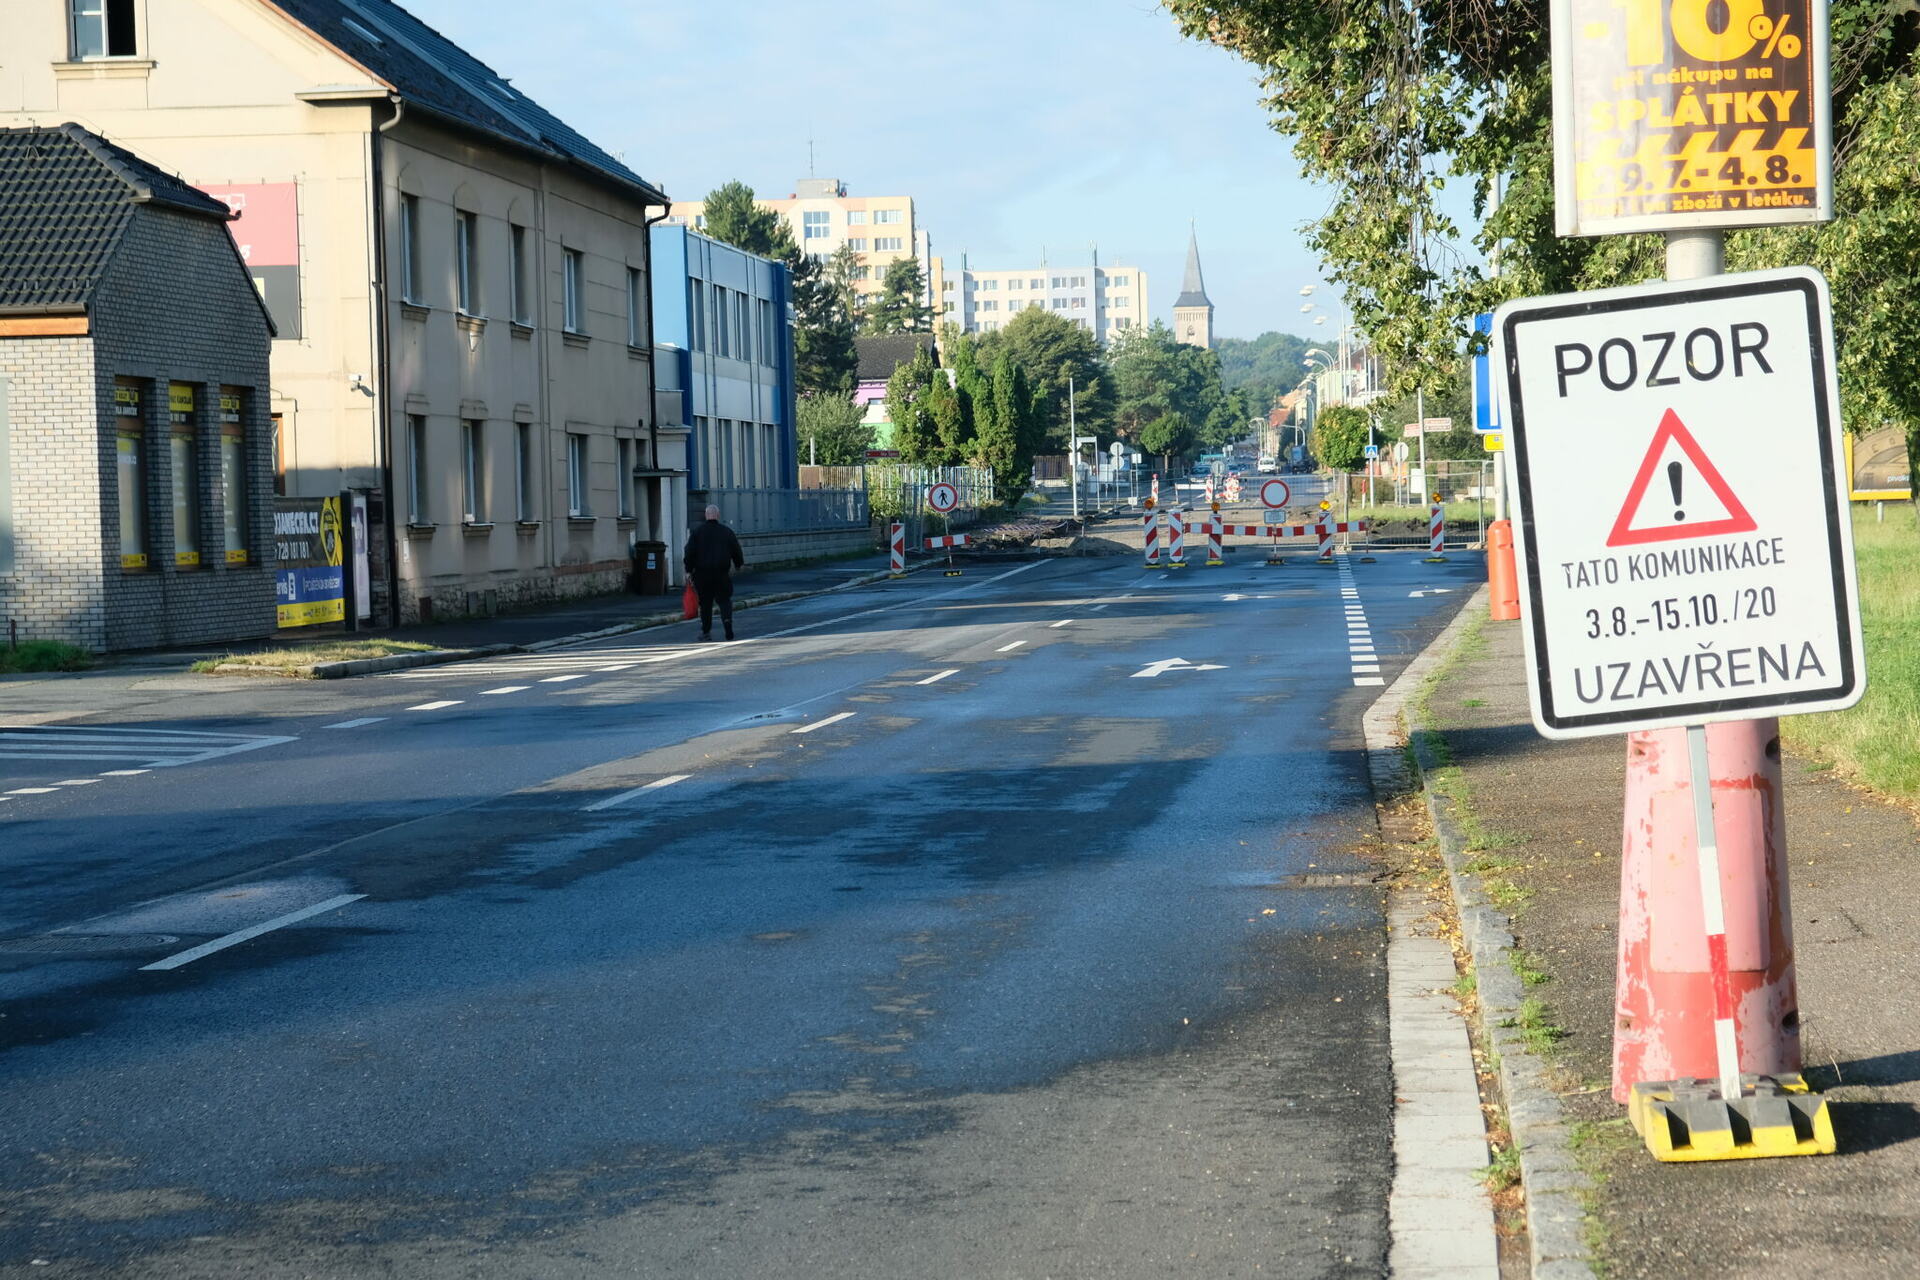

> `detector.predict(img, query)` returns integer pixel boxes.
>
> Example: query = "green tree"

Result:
[795,392,874,466]
[1165,1,1920,489]
[978,308,1110,447]
[1215,332,1316,417]
[1139,412,1193,473]
[976,355,1031,505]
[924,371,970,465]
[884,346,941,465]
[701,180,792,258]
[702,181,855,396]
[863,257,934,334]
[1311,404,1371,473]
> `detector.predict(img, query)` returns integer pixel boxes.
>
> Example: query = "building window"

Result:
[851,266,871,282]
[1110,275,1130,286]
[617,438,634,517]
[941,279,954,291]
[567,432,589,516]
[1051,277,1066,288]
[1115,317,1132,330]
[734,291,751,362]
[714,284,731,357]
[1110,295,1130,307]
[1071,276,1087,287]
[168,383,201,568]
[943,301,956,313]
[802,211,831,239]
[847,210,867,225]
[461,419,485,522]
[759,298,775,366]
[1070,296,1087,309]
[456,211,479,314]
[515,422,534,520]
[407,414,429,523]
[845,238,867,252]
[627,267,645,347]
[563,249,584,332]
[690,280,705,352]
[717,418,734,486]
[271,412,285,495]
[510,224,530,324]
[1052,298,1067,309]
[874,237,903,252]
[981,279,999,290]
[218,389,249,563]
[70,0,136,59]
[114,379,147,569]
[980,300,999,311]
[875,209,902,224]
[400,195,422,303]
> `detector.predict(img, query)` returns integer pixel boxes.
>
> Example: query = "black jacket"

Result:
[684,519,744,577]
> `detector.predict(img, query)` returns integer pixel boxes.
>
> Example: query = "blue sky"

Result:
[398,0,1356,341]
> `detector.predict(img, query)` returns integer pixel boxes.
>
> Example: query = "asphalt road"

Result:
[0,549,1481,1278]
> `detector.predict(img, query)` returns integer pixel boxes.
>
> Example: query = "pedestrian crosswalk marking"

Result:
[382,643,708,680]
[0,726,294,769]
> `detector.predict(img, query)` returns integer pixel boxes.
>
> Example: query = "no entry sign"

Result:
[1495,266,1862,738]
[1258,478,1292,509]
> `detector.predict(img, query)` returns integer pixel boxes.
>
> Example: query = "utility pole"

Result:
[1069,375,1079,520]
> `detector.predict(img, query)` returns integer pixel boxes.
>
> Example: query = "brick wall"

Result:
[0,207,280,652]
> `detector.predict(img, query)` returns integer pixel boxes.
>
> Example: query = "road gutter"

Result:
[1366,582,1597,1280]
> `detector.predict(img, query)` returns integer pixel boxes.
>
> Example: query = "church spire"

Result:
[1172,222,1214,349]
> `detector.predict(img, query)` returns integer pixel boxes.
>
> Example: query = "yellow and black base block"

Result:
[1629,1074,1835,1162]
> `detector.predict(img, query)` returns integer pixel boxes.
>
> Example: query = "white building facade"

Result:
[940,262,1148,343]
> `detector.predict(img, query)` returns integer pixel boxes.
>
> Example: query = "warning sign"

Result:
[1494,267,1863,739]
[1551,0,1832,236]
[1605,409,1757,545]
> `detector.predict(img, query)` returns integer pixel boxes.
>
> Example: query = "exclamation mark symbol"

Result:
[1668,460,1685,521]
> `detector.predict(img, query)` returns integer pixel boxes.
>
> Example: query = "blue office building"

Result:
[649,226,797,495]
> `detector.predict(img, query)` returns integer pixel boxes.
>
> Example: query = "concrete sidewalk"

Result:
[113,550,908,669]
[1422,614,1920,1277]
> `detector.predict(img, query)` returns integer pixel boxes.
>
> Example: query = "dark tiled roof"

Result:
[271,0,665,202]
[855,333,937,381]
[0,123,235,313]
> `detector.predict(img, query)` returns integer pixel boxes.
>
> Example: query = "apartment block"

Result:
[940,261,1148,344]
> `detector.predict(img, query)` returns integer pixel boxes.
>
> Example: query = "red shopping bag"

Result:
[681,580,699,620]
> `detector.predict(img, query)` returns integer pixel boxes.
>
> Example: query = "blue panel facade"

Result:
[648,225,796,495]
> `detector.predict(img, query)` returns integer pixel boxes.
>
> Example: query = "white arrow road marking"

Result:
[1130,658,1230,678]
[1409,588,1456,597]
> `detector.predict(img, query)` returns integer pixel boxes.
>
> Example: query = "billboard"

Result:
[1845,426,1912,501]
[273,496,344,628]
[197,181,302,339]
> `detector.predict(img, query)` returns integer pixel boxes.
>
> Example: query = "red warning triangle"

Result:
[1605,409,1757,547]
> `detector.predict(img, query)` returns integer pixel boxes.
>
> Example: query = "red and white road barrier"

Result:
[1143,509,1160,566]
[1168,509,1187,565]
[1150,473,1160,504]
[1203,478,1216,504]
[1429,503,1445,555]
[1205,512,1224,565]
[1317,519,1333,561]
[924,534,971,550]
[889,522,906,574]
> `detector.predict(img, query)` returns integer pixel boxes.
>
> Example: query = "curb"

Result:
[1370,583,1597,1280]
[230,560,951,681]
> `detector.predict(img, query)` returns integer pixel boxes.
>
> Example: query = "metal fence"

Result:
[700,487,869,537]
[865,464,996,548]
[1329,459,1498,549]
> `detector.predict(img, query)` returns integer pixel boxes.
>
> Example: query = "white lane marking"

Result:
[792,711,856,735]
[996,641,1026,652]
[917,669,961,685]
[596,663,640,672]
[1352,665,1382,674]
[479,687,530,696]
[406,701,463,711]
[8,787,58,795]
[139,894,367,971]
[1088,603,1109,611]
[324,718,387,730]
[583,774,692,813]
[1049,620,1074,629]
[100,769,150,776]
[1354,677,1386,687]
[540,673,590,683]
[55,779,100,786]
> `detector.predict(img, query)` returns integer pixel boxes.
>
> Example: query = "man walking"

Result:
[684,504,745,640]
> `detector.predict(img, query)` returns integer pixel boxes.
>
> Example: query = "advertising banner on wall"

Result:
[197,181,302,338]
[273,496,344,627]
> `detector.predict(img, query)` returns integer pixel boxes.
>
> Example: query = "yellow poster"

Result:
[1554,0,1831,235]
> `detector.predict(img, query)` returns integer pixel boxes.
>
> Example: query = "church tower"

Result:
[1172,225,1214,349]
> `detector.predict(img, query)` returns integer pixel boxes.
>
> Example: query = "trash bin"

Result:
[631,540,669,595]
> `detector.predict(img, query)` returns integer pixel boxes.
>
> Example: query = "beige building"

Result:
[3,0,686,626]
[941,260,1148,343]
[667,179,940,318]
